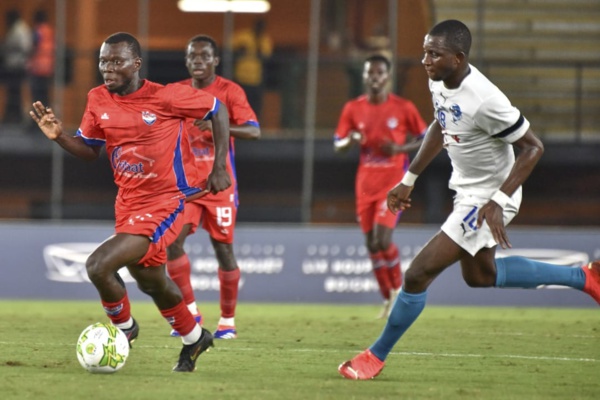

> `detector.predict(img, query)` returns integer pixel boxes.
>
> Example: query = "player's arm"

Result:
[29,101,101,161]
[477,128,544,248]
[206,99,232,194]
[387,120,443,213]
[380,134,424,155]
[230,123,260,140]
[334,131,362,153]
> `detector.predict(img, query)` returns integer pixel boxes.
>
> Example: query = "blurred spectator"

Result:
[231,18,272,120]
[27,9,55,109]
[2,9,32,124]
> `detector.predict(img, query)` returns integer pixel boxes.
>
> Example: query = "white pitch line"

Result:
[0,342,596,363]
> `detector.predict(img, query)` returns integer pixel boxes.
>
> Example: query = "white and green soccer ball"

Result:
[76,322,129,373]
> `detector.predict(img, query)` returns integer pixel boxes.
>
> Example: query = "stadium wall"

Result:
[1,221,597,308]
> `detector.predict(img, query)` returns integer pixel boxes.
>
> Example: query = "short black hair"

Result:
[429,19,472,55]
[104,32,142,58]
[188,35,219,57]
[365,54,391,71]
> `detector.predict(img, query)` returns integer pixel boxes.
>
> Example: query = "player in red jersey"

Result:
[166,35,260,339]
[334,54,427,318]
[29,32,231,372]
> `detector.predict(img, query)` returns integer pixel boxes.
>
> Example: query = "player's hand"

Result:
[477,201,511,249]
[29,101,63,140]
[387,182,413,214]
[380,141,400,156]
[193,119,213,132]
[205,166,232,194]
[350,131,363,144]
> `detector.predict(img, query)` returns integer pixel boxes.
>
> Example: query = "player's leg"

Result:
[359,200,392,316]
[166,220,203,336]
[457,191,597,303]
[374,201,403,315]
[126,262,213,372]
[200,194,240,338]
[85,233,150,345]
[212,237,240,339]
[339,231,464,379]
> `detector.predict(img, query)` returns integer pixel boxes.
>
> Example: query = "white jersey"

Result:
[429,64,530,198]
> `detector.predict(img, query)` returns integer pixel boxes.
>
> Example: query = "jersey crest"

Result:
[449,104,462,123]
[141,111,157,126]
[386,117,399,129]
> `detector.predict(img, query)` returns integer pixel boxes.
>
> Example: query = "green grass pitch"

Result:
[0,300,597,400]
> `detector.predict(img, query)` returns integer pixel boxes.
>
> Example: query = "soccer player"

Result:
[334,54,427,318]
[29,32,232,372]
[166,35,260,339]
[338,20,600,380]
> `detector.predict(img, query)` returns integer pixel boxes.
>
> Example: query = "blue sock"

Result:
[369,290,427,361]
[495,256,585,290]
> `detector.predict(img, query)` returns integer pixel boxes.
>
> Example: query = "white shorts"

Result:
[441,188,522,256]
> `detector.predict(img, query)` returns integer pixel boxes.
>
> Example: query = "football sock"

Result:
[218,268,240,318]
[371,251,391,299]
[218,317,235,326]
[160,301,198,342]
[167,254,196,306]
[495,256,585,290]
[101,293,131,325]
[114,318,133,330]
[181,324,202,345]
[370,290,427,361]
[187,302,200,316]
[382,244,402,290]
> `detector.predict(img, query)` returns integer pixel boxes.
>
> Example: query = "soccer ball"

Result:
[76,322,129,373]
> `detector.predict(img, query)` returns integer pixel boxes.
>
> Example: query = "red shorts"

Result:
[356,197,400,233]
[183,184,237,244]
[115,199,185,267]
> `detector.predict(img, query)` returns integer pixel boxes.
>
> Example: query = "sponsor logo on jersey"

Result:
[110,146,158,179]
[141,111,157,125]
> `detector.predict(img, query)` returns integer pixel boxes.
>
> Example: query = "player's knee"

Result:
[403,266,428,291]
[135,279,165,296]
[463,273,495,288]
[85,255,107,284]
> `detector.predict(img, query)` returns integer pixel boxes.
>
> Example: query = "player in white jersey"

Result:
[338,19,600,381]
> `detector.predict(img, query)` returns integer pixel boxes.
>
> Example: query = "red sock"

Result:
[167,254,196,306]
[101,294,131,325]
[160,301,197,336]
[218,268,240,318]
[383,244,402,290]
[370,252,391,299]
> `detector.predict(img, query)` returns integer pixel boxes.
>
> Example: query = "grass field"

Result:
[0,300,597,400]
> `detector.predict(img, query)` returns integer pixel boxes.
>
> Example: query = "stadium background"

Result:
[0,0,598,306]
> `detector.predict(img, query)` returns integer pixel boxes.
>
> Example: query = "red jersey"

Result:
[178,76,258,183]
[334,94,427,202]
[76,80,220,212]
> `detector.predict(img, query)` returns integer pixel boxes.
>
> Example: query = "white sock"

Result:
[218,317,235,327]
[181,323,202,345]
[113,318,133,330]
[186,302,199,316]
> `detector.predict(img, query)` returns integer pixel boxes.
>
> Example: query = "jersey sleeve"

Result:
[76,92,105,147]
[164,83,219,121]
[475,93,530,144]
[227,83,259,127]
[334,102,355,142]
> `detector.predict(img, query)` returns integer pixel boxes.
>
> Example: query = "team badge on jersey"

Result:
[449,104,462,123]
[141,111,157,126]
[387,117,399,129]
